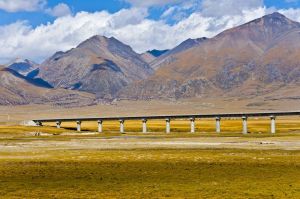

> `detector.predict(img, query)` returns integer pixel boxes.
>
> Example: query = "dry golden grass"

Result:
[0,149,299,198]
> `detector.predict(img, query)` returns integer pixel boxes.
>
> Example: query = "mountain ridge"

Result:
[119,12,300,100]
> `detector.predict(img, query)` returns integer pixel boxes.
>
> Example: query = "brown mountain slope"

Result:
[150,37,208,70]
[119,12,300,100]
[140,52,156,64]
[0,68,95,106]
[37,35,153,99]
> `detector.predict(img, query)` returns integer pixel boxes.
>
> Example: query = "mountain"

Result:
[0,68,95,106]
[37,35,153,99]
[150,38,208,69]
[147,49,169,57]
[141,49,170,65]
[6,58,38,76]
[140,52,156,64]
[119,12,300,100]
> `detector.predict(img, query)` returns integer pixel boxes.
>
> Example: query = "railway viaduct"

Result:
[33,111,300,134]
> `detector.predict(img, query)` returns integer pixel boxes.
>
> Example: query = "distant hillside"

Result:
[0,68,95,106]
[6,58,38,76]
[147,49,169,57]
[37,35,153,99]
[140,52,156,64]
[150,37,208,70]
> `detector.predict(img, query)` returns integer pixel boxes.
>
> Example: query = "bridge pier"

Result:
[190,118,195,133]
[98,120,103,133]
[56,121,61,129]
[216,117,221,133]
[242,116,248,134]
[142,119,147,133]
[270,116,276,134]
[76,121,81,132]
[120,119,125,133]
[35,121,43,126]
[166,118,171,134]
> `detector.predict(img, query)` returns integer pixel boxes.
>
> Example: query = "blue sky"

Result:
[0,0,299,26]
[1,0,300,63]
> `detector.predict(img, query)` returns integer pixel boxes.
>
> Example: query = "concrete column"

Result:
[190,118,195,133]
[166,118,171,134]
[119,119,125,134]
[270,116,276,134]
[242,116,248,134]
[76,121,81,132]
[142,119,147,133]
[56,121,61,129]
[216,117,221,133]
[97,120,103,133]
[35,121,43,126]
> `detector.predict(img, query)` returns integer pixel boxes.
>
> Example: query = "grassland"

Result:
[0,149,299,198]
[0,118,300,198]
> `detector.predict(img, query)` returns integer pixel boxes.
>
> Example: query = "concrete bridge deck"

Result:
[33,111,300,134]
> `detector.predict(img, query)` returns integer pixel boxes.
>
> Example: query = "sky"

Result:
[1,0,300,63]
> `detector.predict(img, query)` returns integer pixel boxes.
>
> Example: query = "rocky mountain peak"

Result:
[248,12,300,30]
[77,35,108,46]
[214,12,300,48]
[37,34,153,99]
[173,37,208,52]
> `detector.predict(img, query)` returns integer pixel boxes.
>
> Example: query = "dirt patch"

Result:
[0,136,300,153]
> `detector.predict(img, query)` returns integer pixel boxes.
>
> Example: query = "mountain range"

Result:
[120,12,300,100]
[1,12,300,106]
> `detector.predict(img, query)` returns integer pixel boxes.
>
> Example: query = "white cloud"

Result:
[201,0,263,17]
[0,0,46,12]
[0,0,72,18]
[160,1,201,22]
[278,8,300,22]
[108,8,148,28]
[161,7,176,18]
[0,2,298,64]
[45,3,72,17]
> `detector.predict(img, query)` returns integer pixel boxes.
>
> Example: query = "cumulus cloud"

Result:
[0,0,72,18]
[108,8,148,28]
[45,3,72,17]
[201,0,263,17]
[160,1,201,22]
[0,6,271,64]
[161,7,176,18]
[279,8,300,22]
[0,0,46,12]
